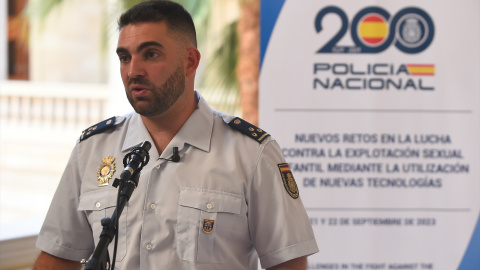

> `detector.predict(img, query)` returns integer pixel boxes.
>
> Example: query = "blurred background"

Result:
[0,0,259,268]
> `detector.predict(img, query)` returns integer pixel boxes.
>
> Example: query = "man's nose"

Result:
[128,57,146,78]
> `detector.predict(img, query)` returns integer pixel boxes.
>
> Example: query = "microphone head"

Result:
[171,147,180,162]
[141,141,152,151]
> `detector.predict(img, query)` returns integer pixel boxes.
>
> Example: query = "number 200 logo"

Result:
[315,6,435,54]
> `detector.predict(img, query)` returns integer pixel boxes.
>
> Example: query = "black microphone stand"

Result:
[84,142,150,270]
[84,172,140,270]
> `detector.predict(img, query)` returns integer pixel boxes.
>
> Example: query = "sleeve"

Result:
[36,144,95,261]
[248,139,319,269]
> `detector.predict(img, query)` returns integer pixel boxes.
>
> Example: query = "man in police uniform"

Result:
[33,1,318,269]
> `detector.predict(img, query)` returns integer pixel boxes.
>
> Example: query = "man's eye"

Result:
[146,51,158,59]
[119,55,130,62]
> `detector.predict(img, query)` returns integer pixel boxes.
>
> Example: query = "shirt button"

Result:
[150,203,157,210]
[95,202,101,208]
[146,243,153,250]
[206,203,213,209]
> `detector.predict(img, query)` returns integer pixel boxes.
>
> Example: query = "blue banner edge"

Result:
[260,0,286,71]
[458,211,480,269]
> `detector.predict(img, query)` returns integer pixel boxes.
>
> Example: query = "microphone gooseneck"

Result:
[85,141,151,270]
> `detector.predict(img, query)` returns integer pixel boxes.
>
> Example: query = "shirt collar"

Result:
[172,92,213,153]
[121,112,153,153]
[121,91,214,159]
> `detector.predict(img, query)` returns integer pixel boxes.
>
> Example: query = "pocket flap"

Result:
[78,189,119,211]
[178,188,243,214]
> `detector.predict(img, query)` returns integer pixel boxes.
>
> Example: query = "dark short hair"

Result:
[118,0,197,47]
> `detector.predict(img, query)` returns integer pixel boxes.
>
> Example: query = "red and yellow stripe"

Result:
[279,164,291,173]
[406,64,435,76]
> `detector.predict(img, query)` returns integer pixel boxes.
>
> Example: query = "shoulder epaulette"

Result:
[228,117,270,143]
[80,117,116,142]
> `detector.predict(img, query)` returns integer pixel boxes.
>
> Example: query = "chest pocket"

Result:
[78,189,128,262]
[176,188,243,263]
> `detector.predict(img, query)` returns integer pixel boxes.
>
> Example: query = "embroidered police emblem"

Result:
[202,219,215,233]
[97,156,116,187]
[278,163,299,199]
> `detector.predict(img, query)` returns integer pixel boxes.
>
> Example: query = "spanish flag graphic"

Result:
[406,64,435,76]
[359,14,389,46]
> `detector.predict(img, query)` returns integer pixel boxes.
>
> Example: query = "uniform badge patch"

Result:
[202,219,215,233]
[278,163,299,199]
[97,156,116,187]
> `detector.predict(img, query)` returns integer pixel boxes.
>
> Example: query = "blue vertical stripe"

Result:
[260,0,286,70]
[458,212,480,269]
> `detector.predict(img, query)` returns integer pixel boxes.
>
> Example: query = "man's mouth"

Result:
[130,85,149,97]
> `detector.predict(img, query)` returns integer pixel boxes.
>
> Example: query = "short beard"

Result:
[126,62,186,117]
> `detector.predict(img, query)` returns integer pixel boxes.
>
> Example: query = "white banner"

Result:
[260,0,480,269]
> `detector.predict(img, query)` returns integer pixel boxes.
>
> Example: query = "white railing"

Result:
[0,81,109,129]
[0,82,242,129]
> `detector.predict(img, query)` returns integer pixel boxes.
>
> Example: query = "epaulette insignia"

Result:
[80,117,116,142]
[228,117,270,143]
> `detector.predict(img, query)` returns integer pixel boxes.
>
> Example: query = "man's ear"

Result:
[185,47,201,77]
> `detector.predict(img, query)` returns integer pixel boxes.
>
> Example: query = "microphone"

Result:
[159,147,181,163]
[171,147,180,162]
[120,141,152,181]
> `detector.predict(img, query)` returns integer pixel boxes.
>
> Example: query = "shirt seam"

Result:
[259,239,316,259]
[37,234,92,257]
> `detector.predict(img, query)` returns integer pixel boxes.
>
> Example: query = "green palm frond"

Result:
[200,21,238,91]
[175,0,211,45]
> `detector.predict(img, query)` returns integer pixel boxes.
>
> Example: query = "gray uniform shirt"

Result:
[36,93,318,269]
